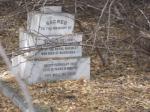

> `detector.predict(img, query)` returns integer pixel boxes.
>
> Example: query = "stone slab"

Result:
[40,6,62,13]
[27,12,75,35]
[19,31,82,58]
[11,55,90,84]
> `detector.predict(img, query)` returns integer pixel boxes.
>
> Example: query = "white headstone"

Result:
[19,31,82,58]
[11,55,90,84]
[27,12,75,35]
[40,6,62,13]
[14,6,91,84]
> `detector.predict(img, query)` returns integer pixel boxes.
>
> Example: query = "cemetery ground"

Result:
[0,51,150,112]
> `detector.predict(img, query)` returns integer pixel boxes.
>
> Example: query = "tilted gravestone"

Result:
[12,6,90,84]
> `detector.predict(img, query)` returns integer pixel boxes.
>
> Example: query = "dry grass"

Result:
[0,69,150,112]
[0,93,20,112]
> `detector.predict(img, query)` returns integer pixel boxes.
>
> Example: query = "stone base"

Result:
[11,55,90,84]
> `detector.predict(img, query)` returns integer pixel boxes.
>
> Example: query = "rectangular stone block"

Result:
[27,12,75,35]
[40,6,62,13]
[11,56,90,84]
[19,31,82,58]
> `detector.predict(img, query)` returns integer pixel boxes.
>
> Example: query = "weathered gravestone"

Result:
[19,30,82,58]
[12,6,90,84]
[40,6,62,13]
[27,11,74,35]
[12,55,90,84]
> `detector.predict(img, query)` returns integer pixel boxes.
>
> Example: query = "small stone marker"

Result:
[40,6,62,13]
[27,12,75,35]
[12,6,90,84]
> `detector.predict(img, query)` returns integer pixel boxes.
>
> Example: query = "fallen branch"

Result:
[0,80,51,112]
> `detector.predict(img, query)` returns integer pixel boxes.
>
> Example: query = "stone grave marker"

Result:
[40,6,62,13]
[12,6,90,84]
[27,12,75,35]
[19,31,82,58]
[12,55,90,84]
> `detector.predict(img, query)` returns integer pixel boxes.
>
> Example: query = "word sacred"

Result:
[46,19,68,25]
